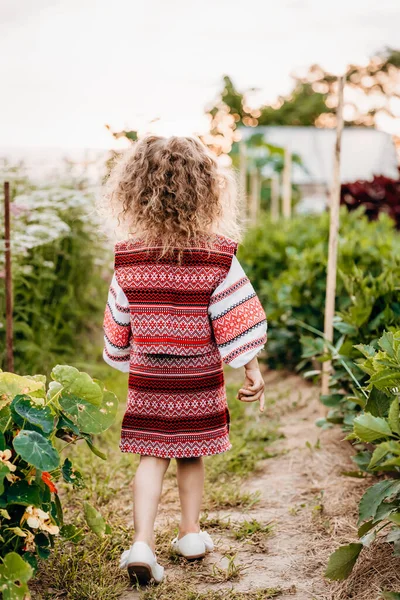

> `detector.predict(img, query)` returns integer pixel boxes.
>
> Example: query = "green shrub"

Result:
[325,330,400,581]
[0,365,118,598]
[238,208,400,370]
[0,181,109,375]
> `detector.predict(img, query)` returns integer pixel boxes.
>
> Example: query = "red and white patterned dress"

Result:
[103,234,267,458]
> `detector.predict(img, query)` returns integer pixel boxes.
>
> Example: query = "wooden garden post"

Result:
[321,74,345,396]
[282,147,292,218]
[4,181,14,372]
[239,140,247,210]
[270,173,280,222]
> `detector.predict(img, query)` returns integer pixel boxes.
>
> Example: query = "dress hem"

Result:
[119,440,232,459]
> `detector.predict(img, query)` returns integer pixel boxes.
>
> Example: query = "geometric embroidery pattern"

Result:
[103,234,267,458]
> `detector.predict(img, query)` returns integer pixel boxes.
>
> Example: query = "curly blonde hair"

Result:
[102,135,242,255]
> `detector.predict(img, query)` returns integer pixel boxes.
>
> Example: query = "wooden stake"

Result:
[282,147,292,218]
[4,181,14,372]
[239,140,247,210]
[270,173,280,222]
[321,74,345,396]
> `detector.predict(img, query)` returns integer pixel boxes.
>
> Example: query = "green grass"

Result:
[32,360,282,599]
[232,519,274,541]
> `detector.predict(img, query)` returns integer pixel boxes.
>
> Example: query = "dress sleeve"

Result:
[208,255,267,368]
[103,272,132,372]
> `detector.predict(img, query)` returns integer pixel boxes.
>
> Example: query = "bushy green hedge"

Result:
[238,208,400,371]
[0,181,109,375]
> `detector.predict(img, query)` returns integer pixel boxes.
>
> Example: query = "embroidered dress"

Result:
[103,235,267,458]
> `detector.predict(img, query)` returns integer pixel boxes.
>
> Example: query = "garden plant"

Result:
[239,207,400,583]
[0,365,118,599]
[0,167,109,375]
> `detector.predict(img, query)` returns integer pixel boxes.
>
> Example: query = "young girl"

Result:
[102,135,267,585]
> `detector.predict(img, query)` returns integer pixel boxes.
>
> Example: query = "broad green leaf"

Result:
[13,430,60,472]
[0,406,11,432]
[388,398,400,435]
[354,344,376,359]
[353,413,392,443]
[0,373,42,408]
[357,519,374,538]
[380,457,400,468]
[21,552,37,575]
[83,502,106,537]
[56,412,80,436]
[369,368,400,389]
[0,551,33,581]
[7,480,42,507]
[379,331,395,358]
[0,463,9,495]
[373,500,398,523]
[320,394,345,407]
[60,390,118,434]
[53,494,64,525]
[368,443,393,469]
[37,545,51,560]
[60,524,85,543]
[25,374,46,388]
[365,388,392,417]
[61,458,84,487]
[360,530,376,547]
[0,552,33,600]
[386,527,400,544]
[51,365,103,407]
[325,543,363,580]
[326,409,343,425]
[387,512,400,526]
[333,320,358,336]
[381,592,400,600]
[352,451,372,471]
[358,480,400,524]
[47,381,63,402]
[11,395,55,434]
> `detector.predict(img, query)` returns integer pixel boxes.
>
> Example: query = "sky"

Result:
[1,0,400,150]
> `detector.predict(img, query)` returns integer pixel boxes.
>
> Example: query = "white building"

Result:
[240,126,399,213]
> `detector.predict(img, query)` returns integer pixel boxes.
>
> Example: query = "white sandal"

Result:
[120,541,164,585]
[171,530,214,559]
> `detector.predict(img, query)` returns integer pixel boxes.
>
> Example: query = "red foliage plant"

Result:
[341,172,400,229]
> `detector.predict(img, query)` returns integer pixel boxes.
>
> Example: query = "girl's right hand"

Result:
[237,366,265,413]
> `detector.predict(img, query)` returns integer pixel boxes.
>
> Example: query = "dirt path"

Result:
[118,370,374,600]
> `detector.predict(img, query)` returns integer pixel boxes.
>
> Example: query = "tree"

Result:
[205,48,400,154]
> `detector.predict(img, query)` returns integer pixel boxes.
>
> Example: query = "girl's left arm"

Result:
[103,273,132,372]
[208,255,267,368]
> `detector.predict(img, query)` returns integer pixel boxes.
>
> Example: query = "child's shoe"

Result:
[120,541,164,585]
[171,530,214,560]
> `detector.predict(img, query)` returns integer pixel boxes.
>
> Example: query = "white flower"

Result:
[22,505,59,535]
[0,449,16,472]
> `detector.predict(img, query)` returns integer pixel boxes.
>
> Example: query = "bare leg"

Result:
[176,457,204,538]
[133,455,170,551]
